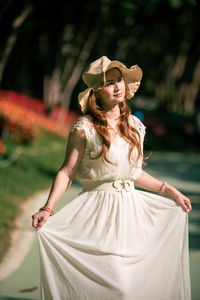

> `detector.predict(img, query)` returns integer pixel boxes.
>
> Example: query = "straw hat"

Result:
[78,56,143,113]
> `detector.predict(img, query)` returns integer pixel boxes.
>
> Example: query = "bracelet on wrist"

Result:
[39,206,55,216]
[158,181,167,196]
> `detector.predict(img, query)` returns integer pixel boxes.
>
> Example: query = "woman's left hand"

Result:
[166,184,192,213]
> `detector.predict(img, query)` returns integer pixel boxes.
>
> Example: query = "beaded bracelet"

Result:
[159,182,167,196]
[39,206,55,216]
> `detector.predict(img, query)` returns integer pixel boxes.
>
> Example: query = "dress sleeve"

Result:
[70,115,95,143]
[70,116,89,136]
[129,115,146,138]
[129,115,146,161]
[71,116,87,132]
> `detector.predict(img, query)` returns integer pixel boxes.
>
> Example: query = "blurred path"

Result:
[0,183,82,300]
[0,190,49,281]
[145,152,200,300]
[0,152,199,300]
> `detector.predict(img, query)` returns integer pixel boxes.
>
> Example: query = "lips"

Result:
[114,92,123,97]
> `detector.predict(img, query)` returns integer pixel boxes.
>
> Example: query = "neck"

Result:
[103,104,120,122]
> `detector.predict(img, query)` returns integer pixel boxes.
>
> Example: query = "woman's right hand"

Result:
[165,184,192,213]
[32,210,50,230]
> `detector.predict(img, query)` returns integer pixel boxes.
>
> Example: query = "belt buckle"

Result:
[112,179,134,192]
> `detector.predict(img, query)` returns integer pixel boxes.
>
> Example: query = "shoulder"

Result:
[70,115,95,141]
[128,115,146,136]
[70,115,93,132]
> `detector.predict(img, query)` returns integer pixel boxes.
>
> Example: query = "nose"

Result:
[114,81,120,91]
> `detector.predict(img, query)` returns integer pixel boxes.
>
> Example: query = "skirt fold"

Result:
[37,189,191,300]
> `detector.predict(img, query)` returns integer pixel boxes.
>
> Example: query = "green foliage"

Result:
[169,0,197,8]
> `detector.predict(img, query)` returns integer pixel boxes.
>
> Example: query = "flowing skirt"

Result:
[37,188,191,300]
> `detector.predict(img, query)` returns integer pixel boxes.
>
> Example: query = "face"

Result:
[95,68,125,110]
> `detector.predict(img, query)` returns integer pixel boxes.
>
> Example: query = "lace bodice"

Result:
[70,114,146,183]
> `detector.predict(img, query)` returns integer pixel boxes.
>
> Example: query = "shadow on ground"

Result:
[146,152,200,183]
[146,152,200,251]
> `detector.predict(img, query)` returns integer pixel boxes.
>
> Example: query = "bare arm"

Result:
[32,128,86,229]
[135,170,192,213]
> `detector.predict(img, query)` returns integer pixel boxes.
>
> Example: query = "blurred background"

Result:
[0,0,200,299]
[1,0,200,150]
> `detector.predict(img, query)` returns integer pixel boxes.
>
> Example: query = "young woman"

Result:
[32,56,192,300]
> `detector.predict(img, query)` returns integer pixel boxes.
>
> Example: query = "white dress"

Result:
[37,115,191,300]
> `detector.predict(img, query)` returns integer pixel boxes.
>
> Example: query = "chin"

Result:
[118,97,125,103]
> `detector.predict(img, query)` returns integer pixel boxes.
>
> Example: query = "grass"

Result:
[0,132,67,260]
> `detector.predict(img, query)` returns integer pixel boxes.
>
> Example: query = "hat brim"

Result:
[78,59,143,113]
[107,61,143,99]
[78,88,93,114]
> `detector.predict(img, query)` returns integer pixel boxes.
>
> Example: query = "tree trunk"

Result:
[0,6,32,85]
[58,28,99,117]
[43,68,62,113]
[184,60,200,114]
